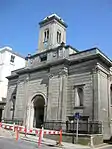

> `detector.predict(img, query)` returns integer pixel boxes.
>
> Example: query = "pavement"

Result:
[19,133,112,149]
[19,133,91,149]
[0,127,112,149]
[0,127,13,138]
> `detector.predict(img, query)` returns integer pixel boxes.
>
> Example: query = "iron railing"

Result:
[44,121,102,134]
[1,119,102,134]
[2,119,23,126]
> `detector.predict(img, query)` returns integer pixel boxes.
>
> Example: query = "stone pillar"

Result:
[46,74,53,121]
[23,74,30,126]
[29,104,34,129]
[26,105,30,129]
[44,104,47,123]
[91,68,98,121]
[58,67,68,122]
[46,67,68,124]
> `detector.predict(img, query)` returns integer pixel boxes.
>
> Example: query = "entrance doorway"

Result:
[33,95,45,128]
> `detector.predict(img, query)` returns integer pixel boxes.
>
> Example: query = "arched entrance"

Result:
[32,95,45,128]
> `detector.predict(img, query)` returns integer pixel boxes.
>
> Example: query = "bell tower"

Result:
[38,14,67,52]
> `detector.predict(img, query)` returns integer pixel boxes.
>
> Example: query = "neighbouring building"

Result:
[0,47,25,121]
[3,14,112,140]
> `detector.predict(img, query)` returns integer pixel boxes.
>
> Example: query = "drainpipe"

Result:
[57,76,61,120]
[92,70,95,122]
[60,76,64,121]
[107,75,111,128]
[24,74,30,133]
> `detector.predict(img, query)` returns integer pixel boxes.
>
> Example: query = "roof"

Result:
[43,14,65,23]
[39,14,68,28]
[0,46,25,59]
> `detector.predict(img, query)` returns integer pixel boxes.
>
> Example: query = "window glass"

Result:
[74,86,84,107]
[57,31,61,44]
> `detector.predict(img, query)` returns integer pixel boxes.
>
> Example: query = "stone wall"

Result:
[3,77,18,120]
[44,133,103,146]
[67,59,96,119]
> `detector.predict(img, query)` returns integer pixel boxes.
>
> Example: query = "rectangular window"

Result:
[74,85,84,107]
[57,31,61,44]
[10,55,15,63]
[40,53,47,62]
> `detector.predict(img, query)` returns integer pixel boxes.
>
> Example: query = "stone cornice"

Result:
[18,55,104,75]
[6,50,112,80]
[95,63,110,75]
[70,48,112,67]
[39,15,68,28]
[17,58,70,75]
[6,74,19,80]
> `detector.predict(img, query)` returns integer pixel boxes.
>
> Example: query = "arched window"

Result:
[44,29,49,42]
[10,94,16,121]
[74,85,84,107]
[78,87,83,106]
[57,31,61,44]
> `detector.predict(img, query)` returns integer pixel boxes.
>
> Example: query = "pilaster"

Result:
[58,67,68,122]
[46,66,68,122]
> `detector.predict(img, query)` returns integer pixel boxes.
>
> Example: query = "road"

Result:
[0,137,112,149]
[0,137,58,149]
[0,127,112,149]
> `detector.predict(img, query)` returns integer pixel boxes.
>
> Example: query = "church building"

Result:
[3,14,112,140]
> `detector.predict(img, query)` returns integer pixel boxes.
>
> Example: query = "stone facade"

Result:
[3,14,112,140]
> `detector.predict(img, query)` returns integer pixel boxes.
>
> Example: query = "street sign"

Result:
[74,112,80,120]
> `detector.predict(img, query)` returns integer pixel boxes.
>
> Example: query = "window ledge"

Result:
[10,62,15,65]
[74,106,84,109]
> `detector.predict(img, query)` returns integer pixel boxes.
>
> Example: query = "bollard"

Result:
[41,126,44,141]
[38,129,42,148]
[56,129,63,146]
[15,127,19,141]
[90,135,94,148]
[24,125,27,137]
[59,129,62,146]
[13,123,15,132]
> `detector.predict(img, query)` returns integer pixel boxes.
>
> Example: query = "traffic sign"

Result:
[74,112,80,120]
